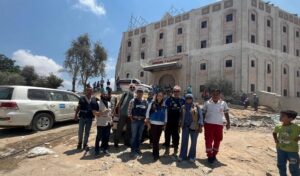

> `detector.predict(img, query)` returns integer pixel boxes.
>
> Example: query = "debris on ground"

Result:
[27,147,55,158]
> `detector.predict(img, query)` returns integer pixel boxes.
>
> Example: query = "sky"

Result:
[0,0,300,91]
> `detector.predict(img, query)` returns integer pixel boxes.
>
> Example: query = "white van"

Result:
[117,78,152,92]
[0,86,79,131]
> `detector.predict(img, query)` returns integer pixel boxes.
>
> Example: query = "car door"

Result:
[66,93,79,120]
[49,91,69,121]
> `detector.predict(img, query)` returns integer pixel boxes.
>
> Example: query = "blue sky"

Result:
[0,0,299,91]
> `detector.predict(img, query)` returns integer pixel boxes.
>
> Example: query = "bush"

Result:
[204,77,233,97]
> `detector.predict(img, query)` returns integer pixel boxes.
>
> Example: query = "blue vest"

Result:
[149,102,166,122]
[132,98,147,117]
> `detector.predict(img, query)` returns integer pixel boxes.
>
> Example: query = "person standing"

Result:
[74,86,98,151]
[178,94,203,163]
[128,87,148,157]
[253,94,259,111]
[203,89,230,164]
[145,91,167,161]
[114,84,135,147]
[164,85,185,156]
[93,90,112,157]
[273,110,300,176]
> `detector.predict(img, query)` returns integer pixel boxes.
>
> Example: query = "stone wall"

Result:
[258,91,300,114]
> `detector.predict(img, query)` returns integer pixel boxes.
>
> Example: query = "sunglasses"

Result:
[130,86,135,89]
[173,90,180,93]
[186,97,192,100]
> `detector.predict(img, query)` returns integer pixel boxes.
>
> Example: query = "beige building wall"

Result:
[115,0,300,99]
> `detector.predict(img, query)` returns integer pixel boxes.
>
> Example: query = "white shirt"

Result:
[96,100,112,126]
[202,99,229,125]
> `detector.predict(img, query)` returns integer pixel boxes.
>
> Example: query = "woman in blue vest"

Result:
[145,91,167,161]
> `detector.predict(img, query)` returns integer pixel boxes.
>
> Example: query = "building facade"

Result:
[115,0,300,99]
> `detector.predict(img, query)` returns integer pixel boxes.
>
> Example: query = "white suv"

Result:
[0,86,79,131]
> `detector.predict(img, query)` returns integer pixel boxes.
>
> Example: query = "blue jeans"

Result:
[78,117,93,146]
[277,148,300,176]
[131,120,145,154]
[179,127,199,160]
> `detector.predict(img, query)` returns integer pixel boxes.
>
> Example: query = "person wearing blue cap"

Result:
[128,87,148,158]
[178,93,203,163]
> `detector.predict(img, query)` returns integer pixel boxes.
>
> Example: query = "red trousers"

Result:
[204,123,223,157]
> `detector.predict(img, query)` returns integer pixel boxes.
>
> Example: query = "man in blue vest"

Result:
[128,87,148,158]
[164,85,185,156]
[74,86,98,151]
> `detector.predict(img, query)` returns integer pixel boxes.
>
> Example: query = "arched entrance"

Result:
[159,74,175,89]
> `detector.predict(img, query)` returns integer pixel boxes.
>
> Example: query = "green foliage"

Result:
[0,54,21,73]
[0,54,63,89]
[21,66,38,86]
[0,71,26,85]
[64,33,107,92]
[204,77,233,96]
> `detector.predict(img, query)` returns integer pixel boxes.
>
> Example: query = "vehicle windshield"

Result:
[0,87,14,100]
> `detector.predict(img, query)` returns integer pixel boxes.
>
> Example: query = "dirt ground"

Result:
[0,108,283,176]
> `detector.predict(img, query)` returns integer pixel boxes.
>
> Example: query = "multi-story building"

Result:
[115,0,300,99]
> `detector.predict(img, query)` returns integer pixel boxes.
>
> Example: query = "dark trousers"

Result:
[95,125,111,152]
[165,121,180,148]
[114,115,131,146]
[78,117,93,146]
[150,124,163,157]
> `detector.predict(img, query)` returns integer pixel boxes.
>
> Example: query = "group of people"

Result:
[92,78,112,93]
[74,84,230,164]
[74,84,299,176]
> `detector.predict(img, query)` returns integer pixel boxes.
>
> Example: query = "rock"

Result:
[171,162,176,167]
[202,166,212,174]
[268,147,276,153]
[27,147,55,158]
[266,172,272,176]
[250,121,263,127]
[54,155,59,158]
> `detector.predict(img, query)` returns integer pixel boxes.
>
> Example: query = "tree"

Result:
[0,54,21,73]
[204,77,233,97]
[64,34,107,92]
[0,71,26,85]
[21,66,38,86]
[33,73,63,89]
[64,41,81,92]
[46,73,63,88]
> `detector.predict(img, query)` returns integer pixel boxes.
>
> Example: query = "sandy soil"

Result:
[0,107,284,176]
[0,129,279,175]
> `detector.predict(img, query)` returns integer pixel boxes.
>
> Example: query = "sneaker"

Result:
[131,152,139,158]
[177,157,183,162]
[83,145,90,152]
[207,157,214,164]
[153,156,160,161]
[77,143,82,150]
[173,148,178,156]
[94,151,100,157]
[164,148,170,156]
[103,150,110,156]
[189,158,195,163]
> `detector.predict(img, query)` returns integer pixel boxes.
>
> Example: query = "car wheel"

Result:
[32,113,54,131]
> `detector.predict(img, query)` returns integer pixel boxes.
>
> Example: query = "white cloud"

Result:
[12,49,63,76]
[106,57,116,72]
[75,0,106,16]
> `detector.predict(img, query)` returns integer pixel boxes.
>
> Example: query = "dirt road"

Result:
[0,123,279,176]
